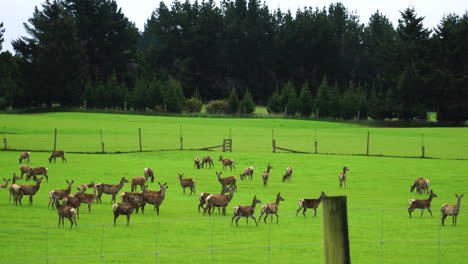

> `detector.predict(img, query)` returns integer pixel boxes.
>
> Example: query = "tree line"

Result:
[0,0,467,122]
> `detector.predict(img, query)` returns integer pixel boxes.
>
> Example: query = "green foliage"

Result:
[129,78,164,110]
[0,97,7,110]
[185,97,203,113]
[227,86,239,114]
[238,90,256,115]
[298,81,314,117]
[83,74,127,108]
[164,78,186,113]
[206,100,228,114]
[267,87,282,114]
[340,82,368,120]
[315,76,331,118]
[281,81,298,115]
[0,22,4,51]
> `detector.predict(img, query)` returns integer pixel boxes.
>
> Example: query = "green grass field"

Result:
[0,113,467,264]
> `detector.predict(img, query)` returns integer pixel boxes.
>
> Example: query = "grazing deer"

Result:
[140,182,168,215]
[74,185,97,212]
[282,167,293,182]
[296,191,328,217]
[143,168,155,183]
[262,164,273,186]
[17,177,44,206]
[120,192,144,213]
[197,185,230,213]
[201,156,214,168]
[0,178,10,188]
[231,196,262,226]
[204,186,235,216]
[48,180,74,209]
[216,171,237,192]
[408,189,438,218]
[19,165,30,178]
[96,177,129,203]
[218,155,235,171]
[27,167,49,182]
[339,167,349,188]
[410,177,430,195]
[259,193,285,224]
[49,150,66,163]
[77,181,95,193]
[240,166,254,181]
[8,174,22,204]
[178,173,196,195]
[63,195,82,219]
[194,157,201,169]
[19,152,30,163]
[112,202,136,226]
[55,198,77,228]
[441,194,464,226]
[131,176,146,192]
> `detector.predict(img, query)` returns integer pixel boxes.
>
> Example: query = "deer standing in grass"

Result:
[131,176,146,192]
[204,186,235,216]
[0,178,10,189]
[112,202,136,226]
[74,185,97,212]
[410,177,430,195]
[120,191,144,213]
[8,174,22,204]
[282,167,293,182]
[49,150,66,163]
[194,157,201,169]
[55,198,77,228]
[96,177,129,203]
[19,152,30,163]
[216,171,237,192]
[441,194,464,226]
[259,193,285,224]
[231,196,262,226]
[201,156,214,168]
[408,189,438,218]
[240,166,254,181]
[77,181,95,193]
[17,177,43,206]
[339,167,349,188]
[20,165,30,178]
[178,173,196,195]
[219,156,235,171]
[197,185,230,213]
[63,195,82,219]
[296,191,327,217]
[144,168,154,183]
[140,182,168,215]
[27,167,49,182]
[262,164,273,186]
[48,180,74,209]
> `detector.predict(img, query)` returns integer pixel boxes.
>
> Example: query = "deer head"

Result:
[120,177,129,184]
[320,191,327,199]
[429,190,437,198]
[277,192,285,202]
[216,171,222,178]
[252,195,261,206]
[218,155,224,161]
[178,173,184,179]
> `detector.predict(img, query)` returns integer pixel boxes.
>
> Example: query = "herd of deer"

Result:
[2,151,464,228]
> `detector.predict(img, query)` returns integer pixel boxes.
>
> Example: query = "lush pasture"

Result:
[0,113,467,263]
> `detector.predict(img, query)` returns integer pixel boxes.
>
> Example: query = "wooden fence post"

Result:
[421,134,425,158]
[54,128,57,151]
[3,136,6,150]
[272,129,276,153]
[180,125,183,150]
[314,128,318,154]
[100,130,105,153]
[323,196,351,264]
[366,131,370,156]
[138,128,142,152]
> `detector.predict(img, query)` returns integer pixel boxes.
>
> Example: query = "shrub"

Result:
[164,78,185,113]
[298,81,314,117]
[185,97,203,113]
[227,87,239,114]
[281,81,298,115]
[238,90,255,115]
[0,97,7,110]
[206,100,228,114]
[267,88,282,113]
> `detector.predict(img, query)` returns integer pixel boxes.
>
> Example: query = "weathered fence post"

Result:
[323,196,351,264]
[138,128,142,152]
[229,128,232,140]
[180,125,183,150]
[3,136,6,150]
[272,129,276,153]
[53,128,57,151]
[316,108,319,119]
[366,131,370,156]
[357,110,360,121]
[314,129,318,154]
[100,130,105,153]
[421,134,425,158]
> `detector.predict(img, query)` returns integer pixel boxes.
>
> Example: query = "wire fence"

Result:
[0,209,467,264]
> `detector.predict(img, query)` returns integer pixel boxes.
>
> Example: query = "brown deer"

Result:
[194,157,201,169]
[231,196,262,226]
[410,177,430,195]
[19,152,30,163]
[178,173,196,195]
[8,174,22,204]
[197,185,230,213]
[282,167,293,182]
[19,165,30,178]
[48,180,74,209]
[131,176,146,192]
[339,167,349,188]
[112,202,136,226]
[27,167,49,182]
[140,182,168,215]
[77,181,95,193]
[218,155,235,171]
[240,166,254,181]
[408,189,438,218]
[0,178,10,188]
[441,194,464,226]
[259,193,285,224]
[216,171,237,192]
[262,164,273,186]
[296,191,328,217]
[144,168,155,183]
[55,198,77,228]
[49,150,66,163]
[204,186,235,216]
[96,177,129,203]
[63,195,82,219]
[17,177,44,206]
[74,185,97,212]
[201,156,214,168]
[120,191,144,213]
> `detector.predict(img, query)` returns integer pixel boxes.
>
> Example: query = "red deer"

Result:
[0,178,10,188]
[19,165,30,178]
[8,174,22,204]
[201,156,214,168]
[144,168,155,183]
[96,177,129,203]
[259,193,285,223]
[296,191,327,217]
[282,167,293,182]
[339,167,349,188]
[131,176,146,192]
[49,150,66,163]
[55,198,77,228]
[74,185,97,212]
[408,190,438,218]
[19,152,30,163]
[48,180,74,209]
[140,182,168,215]
[240,166,254,181]
[441,194,464,226]
[77,181,95,193]
[262,164,273,186]
[216,171,237,192]
[218,155,235,171]
[120,191,144,213]
[231,196,262,226]
[178,173,196,195]
[27,167,49,182]
[63,195,82,219]
[112,202,136,226]
[17,177,44,206]
[194,157,201,169]
[197,185,230,213]
[204,186,235,216]
[410,177,430,195]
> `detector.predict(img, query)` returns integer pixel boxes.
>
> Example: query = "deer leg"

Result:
[156,206,160,216]
[420,209,424,217]
[259,212,264,223]
[88,203,91,213]
[235,217,240,226]
[303,208,307,217]
[45,174,48,183]
[111,194,116,203]
[68,217,74,229]
[251,217,258,226]
[314,208,317,217]
[222,207,226,216]
[442,214,447,226]
[126,215,130,226]
[408,208,413,218]
[29,195,33,206]
[231,215,236,226]
[296,206,302,216]
[275,213,279,223]
[58,216,61,227]
[114,213,118,226]
[77,208,80,219]
[427,208,433,216]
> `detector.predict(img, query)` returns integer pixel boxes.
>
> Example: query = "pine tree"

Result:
[238,90,256,114]
[315,76,331,117]
[267,87,282,114]
[281,81,298,115]
[227,86,239,114]
[298,81,314,117]
[164,78,185,113]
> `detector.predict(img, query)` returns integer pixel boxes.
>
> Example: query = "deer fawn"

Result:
[339,167,349,188]
[282,167,293,182]
[296,191,327,217]
[8,174,22,204]
[262,164,273,186]
[219,155,235,171]
[74,185,98,212]
[259,193,285,224]
[441,194,463,226]
[20,165,30,178]
[49,150,66,163]
[201,156,214,168]
[96,177,129,203]
[17,177,44,206]
[408,189,438,218]
[204,186,235,216]
[144,168,155,183]
[19,152,30,163]
[178,173,196,195]
[48,180,74,209]
[194,157,201,169]
[410,177,430,195]
[216,171,237,192]
[55,198,77,228]
[197,185,230,213]
[63,195,82,219]
[240,166,254,181]
[131,176,146,192]
[77,181,95,193]
[112,202,136,226]
[0,178,10,188]
[120,191,144,213]
[231,196,262,226]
